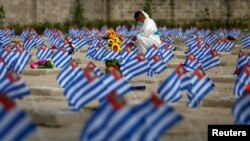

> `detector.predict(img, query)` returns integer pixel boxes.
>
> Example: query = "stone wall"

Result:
[0,0,249,24]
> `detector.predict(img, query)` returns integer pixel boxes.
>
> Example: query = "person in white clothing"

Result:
[129,11,162,54]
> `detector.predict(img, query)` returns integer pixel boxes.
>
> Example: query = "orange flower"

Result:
[106,28,116,38]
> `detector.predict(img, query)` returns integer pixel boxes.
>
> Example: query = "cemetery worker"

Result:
[130,11,162,54]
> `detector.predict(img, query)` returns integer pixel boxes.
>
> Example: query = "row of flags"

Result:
[0,29,40,140]
[81,93,183,141]
[1,27,249,56]
[0,46,31,74]
[232,63,250,124]
[0,57,36,140]
[157,64,215,108]
[0,95,36,141]
[57,60,130,111]
[0,25,249,141]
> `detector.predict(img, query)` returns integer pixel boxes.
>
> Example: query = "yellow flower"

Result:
[111,43,122,53]
[113,37,120,44]
[108,39,115,45]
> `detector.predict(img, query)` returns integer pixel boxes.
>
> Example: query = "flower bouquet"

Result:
[106,29,122,53]
[104,28,123,73]
[30,59,54,69]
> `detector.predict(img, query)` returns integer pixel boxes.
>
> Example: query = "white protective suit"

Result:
[135,11,162,54]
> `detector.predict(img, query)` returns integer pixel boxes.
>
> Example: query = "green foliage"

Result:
[8,23,21,34]
[143,0,152,17]
[0,5,5,27]
[4,19,250,35]
[105,59,121,74]
[73,0,85,27]
[156,19,175,28]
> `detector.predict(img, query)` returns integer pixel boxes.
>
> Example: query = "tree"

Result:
[73,0,84,27]
[0,5,5,27]
[143,0,152,17]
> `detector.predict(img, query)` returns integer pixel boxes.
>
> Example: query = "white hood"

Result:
[140,11,150,20]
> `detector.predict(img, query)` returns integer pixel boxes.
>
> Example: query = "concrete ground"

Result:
[15,39,248,141]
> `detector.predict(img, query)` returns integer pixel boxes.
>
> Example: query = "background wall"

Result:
[0,0,249,24]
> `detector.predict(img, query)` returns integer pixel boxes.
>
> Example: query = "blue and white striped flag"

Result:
[48,35,63,47]
[88,94,159,141]
[0,47,16,70]
[241,34,250,48]
[223,39,235,52]
[20,30,29,40]
[159,43,176,52]
[80,93,127,141]
[204,33,217,45]
[36,45,53,60]
[101,51,122,62]
[0,71,30,99]
[0,61,7,79]
[81,93,182,141]
[34,35,44,47]
[232,93,250,125]
[51,48,72,69]
[98,69,131,100]
[157,64,188,103]
[144,46,158,60]
[130,95,183,141]
[57,60,82,88]
[201,50,221,71]
[212,39,234,52]
[186,41,206,60]
[64,68,106,111]
[187,68,215,108]
[196,42,212,60]
[58,40,72,52]
[23,37,36,51]
[121,53,150,81]
[73,36,92,50]
[183,54,201,71]
[91,46,108,61]
[212,38,224,52]
[164,35,175,44]
[234,51,250,76]
[120,45,137,64]
[158,44,175,63]
[184,37,197,48]
[86,44,98,59]
[66,67,129,110]
[0,35,12,47]
[13,49,32,74]
[234,65,250,97]
[148,54,167,74]
[0,95,36,141]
